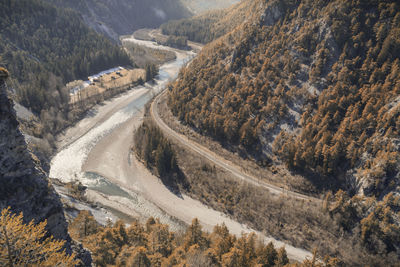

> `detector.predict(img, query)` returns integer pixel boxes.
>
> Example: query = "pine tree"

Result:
[274,247,289,266]
[221,247,241,267]
[126,247,151,267]
[147,223,173,257]
[126,222,146,247]
[184,218,208,250]
[256,242,277,267]
[211,223,234,260]
[0,207,79,267]
[69,210,99,239]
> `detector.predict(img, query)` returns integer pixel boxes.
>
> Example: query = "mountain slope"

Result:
[169,0,400,196]
[45,0,192,41]
[0,0,132,144]
[180,0,239,14]
[0,73,68,251]
[1,70,93,265]
[167,1,400,263]
[161,0,265,43]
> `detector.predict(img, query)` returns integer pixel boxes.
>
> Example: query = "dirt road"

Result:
[151,91,320,203]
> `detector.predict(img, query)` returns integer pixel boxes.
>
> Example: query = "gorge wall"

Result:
[0,70,69,241]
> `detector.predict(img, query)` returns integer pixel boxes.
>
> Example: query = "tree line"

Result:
[134,120,182,186]
[161,11,224,43]
[160,0,264,44]
[167,0,400,263]
[168,0,400,195]
[0,0,132,140]
[69,210,342,267]
[158,36,189,50]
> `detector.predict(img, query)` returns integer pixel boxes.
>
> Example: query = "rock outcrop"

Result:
[0,70,92,261]
[0,71,92,265]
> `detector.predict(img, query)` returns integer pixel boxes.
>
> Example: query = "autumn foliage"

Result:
[168,0,400,195]
[0,207,79,266]
[165,0,400,264]
[69,211,292,267]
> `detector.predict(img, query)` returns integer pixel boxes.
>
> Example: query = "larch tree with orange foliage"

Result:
[0,207,79,267]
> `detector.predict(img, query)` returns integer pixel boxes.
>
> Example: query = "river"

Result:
[50,36,194,229]
[49,34,311,261]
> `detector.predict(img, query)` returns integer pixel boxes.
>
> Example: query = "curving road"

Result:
[151,91,320,203]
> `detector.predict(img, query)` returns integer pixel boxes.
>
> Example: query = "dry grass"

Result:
[158,93,319,196]
[122,39,176,67]
[146,94,387,265]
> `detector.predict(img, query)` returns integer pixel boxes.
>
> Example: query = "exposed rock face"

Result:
[0,75,69,241]
[0,80,67,240]
[0,73,92,265]
[260,2,282,26]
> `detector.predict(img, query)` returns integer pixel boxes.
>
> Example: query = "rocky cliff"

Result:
[0,70,68,241]
[0,70,92,265]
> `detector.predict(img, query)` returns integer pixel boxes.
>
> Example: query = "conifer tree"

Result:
[0,207,79,267]
[274,247,289,267]
[126,247,151,267]
[255,241,277,267]
[69,210,99,239]
[184,218,208,250]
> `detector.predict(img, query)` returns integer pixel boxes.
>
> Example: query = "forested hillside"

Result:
[0,0,131,134]
[161,0,263,43]
[167,0,400,263]
[45,0,191,41]
[181,0,239,14]
[169,0,400,197]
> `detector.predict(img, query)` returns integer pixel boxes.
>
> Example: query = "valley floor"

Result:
[50,34,313,262]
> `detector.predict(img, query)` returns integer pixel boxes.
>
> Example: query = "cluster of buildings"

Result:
[70,66,125,96]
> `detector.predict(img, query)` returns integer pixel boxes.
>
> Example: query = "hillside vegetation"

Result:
[134,120,183,188]
[0,208,79,266]
[168,0,400,197]
[0,0,131,141]
[45,0,191,41]
[166,0,400,264]
[69,210,344,267]
[143,96,400,265]
[161,0,264,43]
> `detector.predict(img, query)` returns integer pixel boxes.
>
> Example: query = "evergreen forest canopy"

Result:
[70,210,341,267]
[160,0,263,44]
[161,9,227,43]
[44,0,192,41]
[168,0,400,197]
[0,0,132,132]
[180,0,239,14]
